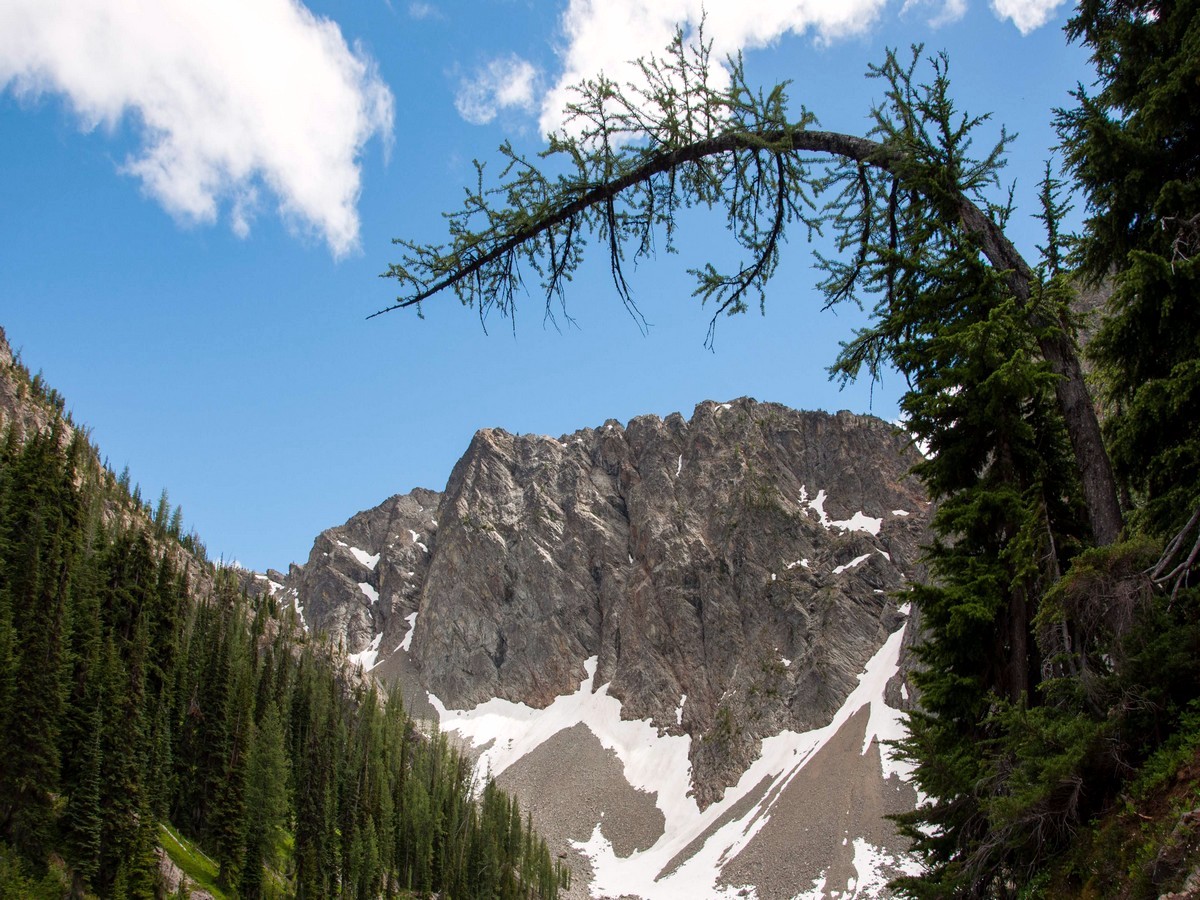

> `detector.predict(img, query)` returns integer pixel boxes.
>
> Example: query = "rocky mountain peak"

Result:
[277,398,930,807]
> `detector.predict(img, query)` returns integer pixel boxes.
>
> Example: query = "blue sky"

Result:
[1,0,1091,571]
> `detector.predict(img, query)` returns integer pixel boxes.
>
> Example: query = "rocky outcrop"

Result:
[280,398,930,805]
[282,487,442,656]
[0,325,74,445]
[156,847,217,900]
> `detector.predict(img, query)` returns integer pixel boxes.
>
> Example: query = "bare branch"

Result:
[1148,503,1200,601]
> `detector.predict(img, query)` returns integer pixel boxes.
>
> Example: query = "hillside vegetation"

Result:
[0,334,570,898]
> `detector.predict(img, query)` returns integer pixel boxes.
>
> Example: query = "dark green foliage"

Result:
[240,700,288,899]
[805,51,1098,893]
[95,634,158,899]
[1059,0,1200,538]
[811,10,1200,891]
[0,372,570,898]
[154,488,170,533]
[212,611,254,891]
[0,425,81,864]
[0,841,71,899]
[168,504,184,540]
[58,567,105,890]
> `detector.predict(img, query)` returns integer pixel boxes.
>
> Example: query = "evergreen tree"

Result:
[168,504,184,540]
[154,488,170,533]
[1059,0,1200,539]
[0,424,81,863]
[240,700,289,899]
[0,590,14,823]
[58,539,106,894]
[210,589,255,889]
[96,633,157,898]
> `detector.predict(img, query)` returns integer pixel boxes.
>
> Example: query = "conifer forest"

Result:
[0,359,571,897]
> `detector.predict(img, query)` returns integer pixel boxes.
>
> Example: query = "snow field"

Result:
[350,546,380,570]
[430,616,917,899]
[802,486,883,537]
[832,553,872,576]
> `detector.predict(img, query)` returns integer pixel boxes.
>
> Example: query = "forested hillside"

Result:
[0,334,570,898]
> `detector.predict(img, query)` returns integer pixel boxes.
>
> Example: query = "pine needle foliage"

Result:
[1059,0,1200,540]
[380,27,821,340]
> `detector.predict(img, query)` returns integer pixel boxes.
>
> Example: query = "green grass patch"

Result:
[159,822,230,900]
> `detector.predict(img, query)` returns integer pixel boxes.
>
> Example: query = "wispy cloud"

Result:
[455,55,540,125]
[0,0,395,258]
[408,2,441,21]
[990,0,1068,33]
[901,0,969,28]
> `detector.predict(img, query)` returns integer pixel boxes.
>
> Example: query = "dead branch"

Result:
[1148,504,1200,602]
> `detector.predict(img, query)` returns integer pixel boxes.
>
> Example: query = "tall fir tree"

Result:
[239,699,289,899]
[1059,0,1200,538]
[58,532,106,894]
[0,424,82,864]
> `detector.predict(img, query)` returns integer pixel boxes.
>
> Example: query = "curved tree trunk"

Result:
[379,127,1125,545]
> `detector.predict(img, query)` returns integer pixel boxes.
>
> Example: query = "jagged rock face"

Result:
[282,398,929,805]
[286,487,441,655]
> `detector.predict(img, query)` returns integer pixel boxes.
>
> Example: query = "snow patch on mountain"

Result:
[430,617,915,899]
[290,589,308,630]
[399,611,418,652]
[350,632,383,672]
[349,546,380,570]
[801,486,883,536]
[833,554,872,576]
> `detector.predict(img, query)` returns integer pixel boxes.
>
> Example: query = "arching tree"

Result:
[378,33,1123,548]
[383,18,1200,893]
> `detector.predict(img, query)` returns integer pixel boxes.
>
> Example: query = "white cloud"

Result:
[455,55,540,126]
[535,0,1062,134]
[990,0,1067,33]
[0,0,395,257]
[538,0,892,134]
